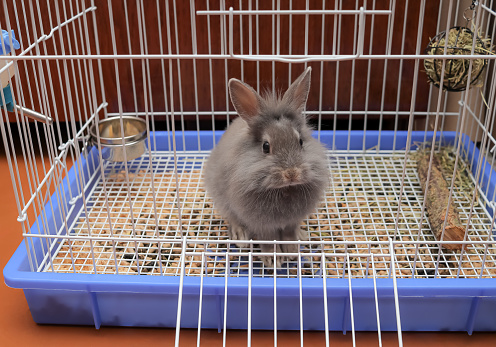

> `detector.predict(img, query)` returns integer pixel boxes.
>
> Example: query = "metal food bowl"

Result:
[89,116,147,162]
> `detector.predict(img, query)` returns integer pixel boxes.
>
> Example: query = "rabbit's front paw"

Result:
[229,223,251,248]
[281,242,300,261]
[279,226,305,260]
[259,243,283,268]
[295,228,309,241]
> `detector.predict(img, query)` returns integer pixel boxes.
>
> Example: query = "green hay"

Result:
[424,27,493,90]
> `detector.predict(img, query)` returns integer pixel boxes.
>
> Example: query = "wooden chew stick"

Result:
[417,153,466,250]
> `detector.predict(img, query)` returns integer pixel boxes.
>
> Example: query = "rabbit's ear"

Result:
[229,78,263,123]
[282,67,312,114]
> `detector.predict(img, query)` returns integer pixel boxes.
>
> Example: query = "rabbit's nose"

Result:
[282,168,302,183]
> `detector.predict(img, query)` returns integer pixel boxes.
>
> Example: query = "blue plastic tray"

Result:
[4,131,496,332]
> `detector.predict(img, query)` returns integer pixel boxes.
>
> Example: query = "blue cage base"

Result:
[4,131,496,331]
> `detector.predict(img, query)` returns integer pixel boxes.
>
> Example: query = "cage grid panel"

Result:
[37,148,496,279]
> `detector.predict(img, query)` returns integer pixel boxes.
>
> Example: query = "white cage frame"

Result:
[2,0,496,345]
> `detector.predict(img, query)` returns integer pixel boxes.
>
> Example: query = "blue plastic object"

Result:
[0,84,14,111]
[4,130,496,331]
[0,30,20,111]
[0,30,20,55]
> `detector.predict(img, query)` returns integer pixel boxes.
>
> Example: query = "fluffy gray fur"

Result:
[204,67,329,266]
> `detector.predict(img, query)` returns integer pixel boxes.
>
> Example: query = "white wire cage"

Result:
[2,0,496,343]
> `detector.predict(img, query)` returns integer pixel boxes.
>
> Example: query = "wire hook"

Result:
[463,0,477,21]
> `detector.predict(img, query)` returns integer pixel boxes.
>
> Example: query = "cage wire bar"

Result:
[1,0,496,342]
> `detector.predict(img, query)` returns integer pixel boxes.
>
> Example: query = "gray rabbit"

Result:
[204,67,329,266]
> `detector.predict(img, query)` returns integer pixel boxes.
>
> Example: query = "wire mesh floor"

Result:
[41,149,496,278]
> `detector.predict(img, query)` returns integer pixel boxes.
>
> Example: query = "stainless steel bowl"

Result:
[89,116,147,162]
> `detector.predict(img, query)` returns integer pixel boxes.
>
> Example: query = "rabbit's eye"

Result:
[299,138,303,147]
[262,141,270,154]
